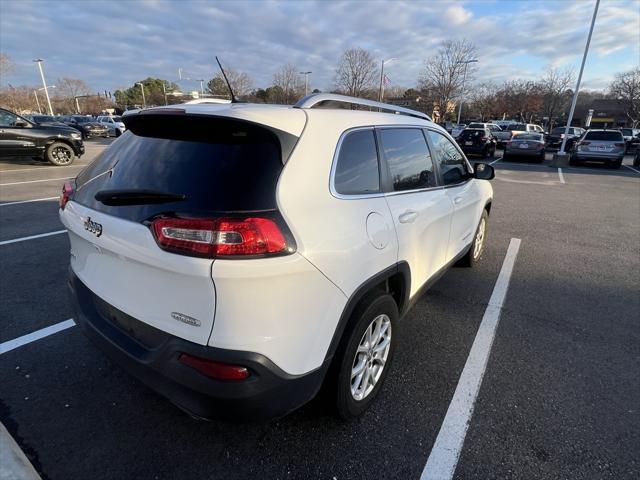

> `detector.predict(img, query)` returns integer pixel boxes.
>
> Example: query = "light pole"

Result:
[75,96,81,114]
[378,58,397,102]
[136,82,146,108]
[455,59,478,126]
[556,0,600,160]
[162,81,168,105]
[33,90,42,113]
[299,71,312,96]
[33,59,54,115]
[197,79,205,95]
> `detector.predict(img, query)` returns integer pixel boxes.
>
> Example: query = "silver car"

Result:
[96,115,126,137]
[571,129,626,168]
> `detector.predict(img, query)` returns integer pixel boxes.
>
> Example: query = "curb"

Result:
[0,422,41,480]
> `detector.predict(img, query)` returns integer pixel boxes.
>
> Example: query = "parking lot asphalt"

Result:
[1,141,639,479]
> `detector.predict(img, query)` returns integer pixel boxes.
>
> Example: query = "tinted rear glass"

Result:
[507,124,526,131]
[334,130,380,195]
[551,127,566,134]
[513,133,543,141]
[467,123,484,129]
[73,115,287,222]
[584,131,623,141]
[620,129,632,136]
[460,129,485,139]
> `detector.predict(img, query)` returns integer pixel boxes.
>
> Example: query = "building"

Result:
[573,99,630,128]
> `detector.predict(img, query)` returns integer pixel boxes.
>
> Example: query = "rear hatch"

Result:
[62,111,298,345]
[459,129,486,147]
[509,133,543,150]
[579,131,625,155]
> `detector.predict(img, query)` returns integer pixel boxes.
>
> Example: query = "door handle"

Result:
[398,210,418,224]
[454,196,463,205]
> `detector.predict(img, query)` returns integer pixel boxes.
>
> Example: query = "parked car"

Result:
[60,115,110,139]
[0,107,84,165]
[634,147,640,167]
[619,128,640,153]
[467,122,502,135]
[456,127,496,158]
[494,123,545,148]
[502,132,546,162]
[60,93,494,421]
[24,114,69,128]
[546,126,585,150]
[451,123,467,137]
[96,115,126,137]
[570,129,626,168]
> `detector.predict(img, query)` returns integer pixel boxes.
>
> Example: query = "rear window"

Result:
[74,115,289,222]
[513,133,543,141]
[507,124,526,131]
[584,131,623,141]
[551,127,566,134]
[334,129,380,195]
[467,123,484,129]
[460,129,486,139]
[620,129,632,136]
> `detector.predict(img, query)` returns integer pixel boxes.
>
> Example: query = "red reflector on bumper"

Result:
[179,353,250,381]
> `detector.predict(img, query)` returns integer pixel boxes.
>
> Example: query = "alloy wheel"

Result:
[350,314,392,401]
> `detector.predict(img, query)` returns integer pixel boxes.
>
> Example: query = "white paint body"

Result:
[60,102,493,375]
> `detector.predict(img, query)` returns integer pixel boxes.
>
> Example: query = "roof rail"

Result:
[294,93,432,122]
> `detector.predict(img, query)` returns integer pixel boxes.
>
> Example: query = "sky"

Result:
[0,0,638,94]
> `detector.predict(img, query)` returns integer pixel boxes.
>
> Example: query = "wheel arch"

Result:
[323,262,410,365]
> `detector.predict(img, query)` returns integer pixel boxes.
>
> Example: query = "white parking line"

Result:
[0,230,66,246]
[0,177,71,187]
[421,238,521,480]
[490,158,500,165]
[0,319,75,354]
[624,164,640,174]
[0,196,58,207]
[558,168,566,184]
[0,164,84,174]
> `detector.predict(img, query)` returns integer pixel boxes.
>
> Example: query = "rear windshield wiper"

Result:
[95,189,186,206]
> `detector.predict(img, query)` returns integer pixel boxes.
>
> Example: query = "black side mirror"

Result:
[474,162,495,180]
[14,120,28,128]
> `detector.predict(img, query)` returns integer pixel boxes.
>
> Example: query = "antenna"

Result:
[215,56,238,103]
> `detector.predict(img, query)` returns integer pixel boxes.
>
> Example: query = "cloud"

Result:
[0,0,637,94]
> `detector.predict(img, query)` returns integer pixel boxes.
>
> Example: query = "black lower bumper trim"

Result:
[69,271,327,421]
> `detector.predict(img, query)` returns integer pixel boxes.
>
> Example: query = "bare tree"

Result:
[272,64,303,104]
[207,69,253,98]
[335,48,378,98]
[495,80,543,123]
[56,78,91,113]
[0,52,15,78]
[467,82,499,121]
[418,39,477,120]
[609,67,640,127]
[539,68,574,130]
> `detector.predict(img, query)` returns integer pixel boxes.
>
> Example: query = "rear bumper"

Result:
[573,152,624,162]
[69,270,326,421]
[505,147,543,156]
[460,145,489,155]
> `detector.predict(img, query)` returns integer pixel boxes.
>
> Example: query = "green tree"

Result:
[114,78,179,108]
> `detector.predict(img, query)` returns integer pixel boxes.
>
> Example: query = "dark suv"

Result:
[60,115,109,139]
[0,108,84,165]
[456,128,496,158]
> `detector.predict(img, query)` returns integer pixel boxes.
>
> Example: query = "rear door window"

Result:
[378,128,437,191]
[334,129,380,195]
[73,114,289,222]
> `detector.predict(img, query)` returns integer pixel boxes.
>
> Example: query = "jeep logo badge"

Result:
[84,217,102,237]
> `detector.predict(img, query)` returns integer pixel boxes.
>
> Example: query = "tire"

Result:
[569,155,579,166]
[610,159,622,169]
[115,128,122,138]
[502,150,508,161]
[45,142,75,166]
[457,209,489,268]
[489,145,496,158]
[537,150,546,163]
[333,294,398,420]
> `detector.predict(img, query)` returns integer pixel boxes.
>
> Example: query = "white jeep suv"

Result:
[60,94,494,420]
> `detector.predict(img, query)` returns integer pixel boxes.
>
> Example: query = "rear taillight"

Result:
[480,137,487,141]
[60,181,73,209]
[179,353,249,381]
[614,143,625,148]
[579,141,591,145]
[151,216,291,258]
